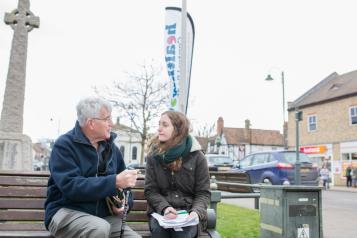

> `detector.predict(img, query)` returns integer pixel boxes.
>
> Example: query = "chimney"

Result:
[217,117,224,135]
[245,119,252,146]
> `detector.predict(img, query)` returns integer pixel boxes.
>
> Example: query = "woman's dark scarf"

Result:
[153,135,192,164]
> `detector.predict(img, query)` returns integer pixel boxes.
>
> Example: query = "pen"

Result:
[177,211,188,215]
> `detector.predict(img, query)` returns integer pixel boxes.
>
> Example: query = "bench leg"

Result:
[254,197,259,210]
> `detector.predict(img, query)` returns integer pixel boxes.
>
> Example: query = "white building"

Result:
[112,123,143,165]
[205,117,284,161]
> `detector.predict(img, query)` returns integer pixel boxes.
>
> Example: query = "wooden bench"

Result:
[209,171,260,210]
[0,171,219,238]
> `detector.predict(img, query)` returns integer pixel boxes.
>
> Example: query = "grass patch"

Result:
[216,203,260,238]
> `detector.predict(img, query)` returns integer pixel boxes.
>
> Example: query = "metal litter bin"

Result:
[260,185,322,238]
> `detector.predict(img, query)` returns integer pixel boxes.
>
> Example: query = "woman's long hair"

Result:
[148,111,190,170]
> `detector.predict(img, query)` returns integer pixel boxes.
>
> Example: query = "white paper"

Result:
[151,210,199,230]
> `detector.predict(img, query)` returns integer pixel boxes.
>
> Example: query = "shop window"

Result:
[308,115,317,132]
[352,153,357,160]
[342,153,350,160]
[350,106,357,125]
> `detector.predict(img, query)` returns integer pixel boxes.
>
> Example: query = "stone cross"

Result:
[0,0,38,171]
[0,0,39,133]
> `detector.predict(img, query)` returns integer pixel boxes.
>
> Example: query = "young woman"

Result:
[144,111,210,238]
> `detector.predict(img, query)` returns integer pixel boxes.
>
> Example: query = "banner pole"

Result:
[180,0,187,114]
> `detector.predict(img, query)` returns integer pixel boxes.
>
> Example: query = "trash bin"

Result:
[259,185,322,238]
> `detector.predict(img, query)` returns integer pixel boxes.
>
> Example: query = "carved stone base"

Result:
[0,131,33,171]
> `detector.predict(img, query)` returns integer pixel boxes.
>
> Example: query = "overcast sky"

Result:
[1,0,357,141]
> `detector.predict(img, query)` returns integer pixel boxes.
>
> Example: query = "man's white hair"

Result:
[76,97,112,126]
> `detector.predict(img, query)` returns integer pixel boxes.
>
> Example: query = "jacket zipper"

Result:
[95,148,100,216]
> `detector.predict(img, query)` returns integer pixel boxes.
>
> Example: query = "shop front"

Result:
[300,144,333,184]
[338,141,357,186]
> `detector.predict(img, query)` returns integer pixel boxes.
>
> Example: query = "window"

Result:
[252,153,268,165]
[342,153,350,160]
[308,115,317,132]
[342,152,357,161]
[240,155,253,168]
[350,106,357,125]
[132,146,137,161]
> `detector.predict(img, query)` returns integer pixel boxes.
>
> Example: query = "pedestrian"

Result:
[44,97,141,238]
[144,111,210,238]
[352,166,357,188]
[346,165,352,187]
[320,165,330,190]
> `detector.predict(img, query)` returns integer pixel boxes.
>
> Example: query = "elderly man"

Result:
[45,97,141,238]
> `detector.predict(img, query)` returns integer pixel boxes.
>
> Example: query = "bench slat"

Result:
[0,198,146,211]
[0,176,48,187]
[135,179,145,189]
[131,200,147,211]
[210,171,251,184]
[0,224,46,231]
[0,210,150,223]
[0,187,46,198]
[0,210,44,221]
[126,212,149,222]
[0,231,52,238]
[132,190,145,200]
[0,171,50,177]
[217,183,252,193]
[0,198,44,209]
[0,188,145,201]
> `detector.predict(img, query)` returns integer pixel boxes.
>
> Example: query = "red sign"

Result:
[300,146,327,154]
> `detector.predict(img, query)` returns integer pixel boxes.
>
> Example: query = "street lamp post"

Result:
[265,71,287,149]
[295,110,303,185]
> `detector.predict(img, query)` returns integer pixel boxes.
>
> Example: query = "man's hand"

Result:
[111,205,124,216]
[163,207,177,220]
[116,169,138,189]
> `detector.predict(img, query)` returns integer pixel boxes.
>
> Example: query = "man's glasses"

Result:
[92,115,112,123]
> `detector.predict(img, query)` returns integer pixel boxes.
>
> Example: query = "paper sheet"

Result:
[151,210,199,229]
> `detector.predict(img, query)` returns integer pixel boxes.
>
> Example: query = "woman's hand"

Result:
[163,207,177,219]
[189,211,199,219]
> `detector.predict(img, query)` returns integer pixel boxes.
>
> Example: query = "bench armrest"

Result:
[210,190,222,213]
[206,208,216,229]
[206,208,220,238]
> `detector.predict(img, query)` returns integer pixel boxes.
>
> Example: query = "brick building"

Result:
[287,70,357,186]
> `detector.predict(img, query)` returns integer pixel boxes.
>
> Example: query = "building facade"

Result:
[287,70,357,186]
[206,117,284,161]
[112,123,143,166]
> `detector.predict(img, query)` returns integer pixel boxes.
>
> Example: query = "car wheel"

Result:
[263,178,272,185]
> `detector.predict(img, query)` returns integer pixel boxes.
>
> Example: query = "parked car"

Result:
[205,154,234,171]
[231,150,319,185]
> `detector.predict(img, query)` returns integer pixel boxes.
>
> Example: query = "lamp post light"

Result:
[265,71,287,149]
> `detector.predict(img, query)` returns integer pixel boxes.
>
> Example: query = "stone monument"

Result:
[0,0,39,171]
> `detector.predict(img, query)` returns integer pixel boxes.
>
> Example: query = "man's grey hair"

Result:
[76,97,112,126]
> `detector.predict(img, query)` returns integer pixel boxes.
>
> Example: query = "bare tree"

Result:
[192,122,215,154]
[94,62,169,164]
[195,122,216,138]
